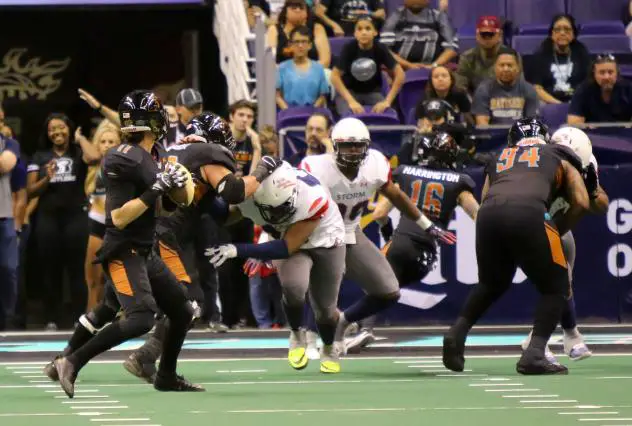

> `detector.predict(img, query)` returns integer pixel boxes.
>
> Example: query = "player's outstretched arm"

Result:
[457,191,479,221]
[556,160,590,235]
[589,185,609,215]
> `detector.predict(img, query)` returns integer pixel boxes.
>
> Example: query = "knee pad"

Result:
[83,303,118,332]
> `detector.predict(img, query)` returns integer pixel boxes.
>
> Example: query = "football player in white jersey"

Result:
[299,117,456,352]
[206,162,347,373]
[522,126,609,363]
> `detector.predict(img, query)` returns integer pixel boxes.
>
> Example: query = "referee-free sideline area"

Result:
[1,325,631,426]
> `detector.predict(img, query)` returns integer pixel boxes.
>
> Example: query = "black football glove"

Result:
[583,163,599,199]
[252,156,283,183]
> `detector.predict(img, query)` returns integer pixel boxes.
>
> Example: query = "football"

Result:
[167,164,195,207]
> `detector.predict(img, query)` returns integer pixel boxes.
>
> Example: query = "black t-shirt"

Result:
[158,142,236,237]
[321,0,384,35]
[569,79,632,122]
[233,136,255,177]
[393,163,474,244]
[101,143,160,253]
[532,43,591,103]
[337,39,396,94]
[276,21,320,64]
[415,90,471,121]
[28,145,88,214]
[484,143,581,212]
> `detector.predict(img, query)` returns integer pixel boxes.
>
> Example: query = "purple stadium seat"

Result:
[506,0,565,28]
[511,35,546,55]
[517,24,550,35]
[406,106,419,125]
[580,21,626,35]
[329,37,353,58]
[577,34,631,53]
[397,69,430,121]
[447,0,505,30]
[540,103,570,130]
[277,107,334,130]
[568,0,627,24]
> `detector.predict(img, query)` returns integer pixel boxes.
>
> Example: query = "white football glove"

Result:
[205,244,238,267]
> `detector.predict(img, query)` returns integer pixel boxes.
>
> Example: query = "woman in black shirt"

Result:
[532,14,591,104]
[266,0,331,68]
[415,64,473,125]
[26,113,100,330]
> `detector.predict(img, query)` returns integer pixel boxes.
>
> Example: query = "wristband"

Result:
[415,214,433,231]
[139,188,161,207]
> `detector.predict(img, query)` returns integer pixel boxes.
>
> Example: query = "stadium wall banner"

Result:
[338,164,632,325]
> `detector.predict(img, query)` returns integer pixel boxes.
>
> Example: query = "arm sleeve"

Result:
[379,9,400,47]
[27,151,42,173]
[437,10,458,51]
[4,139,20,159]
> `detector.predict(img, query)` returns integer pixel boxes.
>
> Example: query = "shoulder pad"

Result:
[103,145,144,178]
[461,173,476,190]
[195,144,237,173]
[550,144,583,172]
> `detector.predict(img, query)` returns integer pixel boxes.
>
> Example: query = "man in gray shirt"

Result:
[472,49,539,125]
[380,0,458,70]
[0,133,20,330]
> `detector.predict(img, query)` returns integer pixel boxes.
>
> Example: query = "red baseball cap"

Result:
[477,15,501,33]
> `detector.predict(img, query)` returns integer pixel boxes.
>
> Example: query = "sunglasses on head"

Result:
[596,53,616,64]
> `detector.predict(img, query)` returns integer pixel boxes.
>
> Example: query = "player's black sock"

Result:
[68,313,154,370]
[316,321,336,346]
[135,317,168,362]
[457,284,508,326]
[157,319,187,376]
[284,301,304,332]
[343,295,396,325]
[64,304,118,356]
[560,296,577,331]
[531,293,566,353]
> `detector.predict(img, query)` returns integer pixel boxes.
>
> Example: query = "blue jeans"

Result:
[0,218,18,330]
[249,273,285,328]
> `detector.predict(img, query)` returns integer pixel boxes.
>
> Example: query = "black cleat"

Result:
[123,353,157,384]
[43,357,60,382]
[442,335,465,372]
[54,357,77,398]
[153,373,205,392]
[517,353,569,375]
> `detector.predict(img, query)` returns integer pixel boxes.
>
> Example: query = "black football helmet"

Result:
[425,132,459,170]
[419,99,456,123]
[507,117,550,147]
[185,112,236,151]
[118,90,167,140]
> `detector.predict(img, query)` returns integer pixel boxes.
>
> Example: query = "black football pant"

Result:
[455,204,569,347]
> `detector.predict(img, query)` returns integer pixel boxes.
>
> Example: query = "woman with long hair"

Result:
[84,120,121,311]
[26,113,100,330]
[415,64,473,125]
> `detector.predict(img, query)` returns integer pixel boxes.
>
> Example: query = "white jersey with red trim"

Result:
[238,168,345,249]
[299,149,391,244]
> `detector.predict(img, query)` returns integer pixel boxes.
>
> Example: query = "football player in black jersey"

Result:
[373,130,479,291]
[50,90,204,398]
[443,118,590,376]
[43,112,281,385]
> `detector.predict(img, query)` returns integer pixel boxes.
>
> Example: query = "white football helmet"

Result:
[331,117,370,168]
[254,161,298,224]
[551,126,593,168]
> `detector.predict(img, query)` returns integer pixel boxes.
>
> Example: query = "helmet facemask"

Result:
[334,140,369,168]
[255,188,297,225]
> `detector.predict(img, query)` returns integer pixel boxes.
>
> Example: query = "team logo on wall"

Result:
[0,48,70,101]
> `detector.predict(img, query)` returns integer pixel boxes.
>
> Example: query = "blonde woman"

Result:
[84,121,121,311]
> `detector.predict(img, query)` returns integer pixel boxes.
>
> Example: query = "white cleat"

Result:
[306,330,321,360]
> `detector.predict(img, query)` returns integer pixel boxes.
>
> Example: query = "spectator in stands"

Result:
[84,121,120,312]
[26,114,100,330]
[472,49,538,125]
[9,130,27,330]
[276,26,330,110]
[380,0,458,71]
[331,16,404,115]
[244,0,272,29]
[0,131,20,331]
[531,14,590,105]
[456,16,519,95]
[259,125,280,158]
[172,88,204,145]
[568,54,632,124]
[267,0,331,68]
[313,0,386,37]
[219,100,261,329]
[287,112,334,166]
[415,64,473,125]
[78,88,119,127]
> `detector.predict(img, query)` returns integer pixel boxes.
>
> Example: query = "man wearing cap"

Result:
[171,88,204,146]
[456,16,522,96]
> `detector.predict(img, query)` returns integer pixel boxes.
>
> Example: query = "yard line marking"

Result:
[21,375,48,378]
[13,371,44,374]
[436,374,488,377]
[520,400,578,404]
[578,419,632,422]
[393,360,443,364]
[55,395,110,399]
[469,383,524,387]
[90,419,151,422]
[69,406,129,410]
[411,368,473,373]
[62,401,120,405]
[485,389,540,392]
[559,412,619,415]
[45,389,99,393]
[0,413,67,417]
[29,380,55,383]
[503,395,559,398]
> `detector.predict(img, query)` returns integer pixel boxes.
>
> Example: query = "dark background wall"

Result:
[0,2,227,155]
